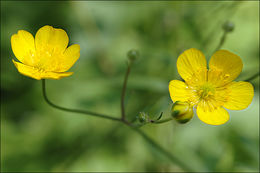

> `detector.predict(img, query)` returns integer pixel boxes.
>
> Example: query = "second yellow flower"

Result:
[11,25,80,80]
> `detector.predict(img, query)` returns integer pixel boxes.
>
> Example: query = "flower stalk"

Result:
[121,49,139,122]
[42,79,122,122]
[151,117,173,124]
[120,63,131,122]
[42,79,192,171]
[214,21,234,52]
[137,112,173,125]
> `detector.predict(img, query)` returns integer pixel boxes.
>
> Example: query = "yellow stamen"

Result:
[197,83,215,100]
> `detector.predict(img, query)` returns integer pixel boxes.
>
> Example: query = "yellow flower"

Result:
[11,25,80,80]
[169,48,254,125]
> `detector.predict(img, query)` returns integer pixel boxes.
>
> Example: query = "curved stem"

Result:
[121,63,131,121]
[42,79,121,122]
[42,65,191,171]
[42,79,192,171]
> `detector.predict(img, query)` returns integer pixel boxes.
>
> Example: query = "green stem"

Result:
[214,31,227,52]
[130,127,193,172]
[121,63,131,121]
[42,79,122,122]
[42,79,191,171]
[152,117,173,124]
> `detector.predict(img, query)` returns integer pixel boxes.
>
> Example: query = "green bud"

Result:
[222,21,234,32]
[127,49,139,62]
[171,101,194,124]
[138,112,149,123]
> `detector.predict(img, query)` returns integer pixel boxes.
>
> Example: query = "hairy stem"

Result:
[42,79,121,122]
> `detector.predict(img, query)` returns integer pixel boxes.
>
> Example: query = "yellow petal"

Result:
[35,25,69,53]
[177,48,207,83]
[223,81,254,110]
[41,71,73,80]
[209,50,243,86]
[56,44,80,72]
[12,60,73,80]
[34,25,70,72]
[197,104,229,125]
[169,80,190,103]
[11,30,36,66]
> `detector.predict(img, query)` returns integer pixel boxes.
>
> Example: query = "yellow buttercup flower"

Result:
[169,48,254,125]
[11,25,80,80]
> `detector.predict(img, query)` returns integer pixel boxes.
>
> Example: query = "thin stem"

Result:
[42,79,191,171]
[151,117,173,124]
[121,63,131,121]
[244,72,259,82]
[42,79,121,122]
[135,118,173,128]
[130,127,193,172]
[214,31,227,52]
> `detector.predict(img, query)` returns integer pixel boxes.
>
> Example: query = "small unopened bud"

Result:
[222,21,234,32]
[127,49,139,62]
[171,101,194,124]
[138,112,149,123]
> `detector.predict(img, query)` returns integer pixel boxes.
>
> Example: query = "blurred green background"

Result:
[1,1,259,172]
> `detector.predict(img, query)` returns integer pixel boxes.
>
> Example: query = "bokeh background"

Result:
[1,1,259,172]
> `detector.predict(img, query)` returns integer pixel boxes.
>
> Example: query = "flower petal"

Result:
[177,48,207,82]
[11,30,36,66]
[197,105,229,125]
[169,80,190,102]
[223,81,254,110]
[12,59,41,80]
[12,60,73,80]
[41,71,73,80]
[34,25,70,71]
[209,50,243,86]
[56,44,80,72]
[35,25,69,53]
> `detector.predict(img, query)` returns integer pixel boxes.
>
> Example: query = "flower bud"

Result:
[127,49,139,62]
[171,101,194,124]
[138,112,149,123]
[222,21,234,32]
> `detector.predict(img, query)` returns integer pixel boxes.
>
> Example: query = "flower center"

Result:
[198,83,215,100]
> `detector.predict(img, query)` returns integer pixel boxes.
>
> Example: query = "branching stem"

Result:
[41,79,192,171]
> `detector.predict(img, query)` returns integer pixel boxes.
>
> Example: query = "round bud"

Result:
[222,21,234,32]
[138,112,149,123]
[171,101,194,124]
[127,49,139,62]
